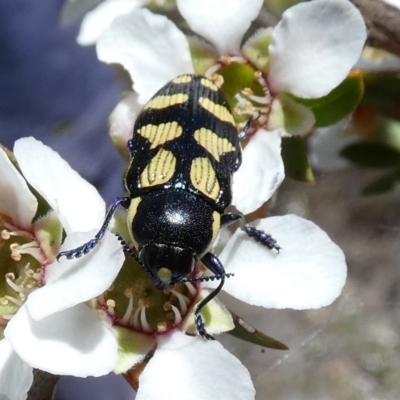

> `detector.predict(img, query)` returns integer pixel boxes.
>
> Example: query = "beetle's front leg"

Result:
[57,197,131,260]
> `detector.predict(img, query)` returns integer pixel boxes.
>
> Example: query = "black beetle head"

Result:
[139,243,195,290]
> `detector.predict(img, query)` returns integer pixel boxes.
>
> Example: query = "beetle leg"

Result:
[56,197,131,261]
[237,118,252,141]
[195,252,227,340]
[221,212,281,252]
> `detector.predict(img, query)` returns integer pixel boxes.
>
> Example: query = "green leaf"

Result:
[281,136,315,182]
[363,72,400,121]
[363,168,400,196]
[228,312,288,350]
[340,142,400,168]
[292,71,364,127]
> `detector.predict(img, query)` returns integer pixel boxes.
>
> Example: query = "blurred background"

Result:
[2,1,400,399]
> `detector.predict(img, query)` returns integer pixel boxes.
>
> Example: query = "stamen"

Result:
[106,299,116,316]
[205,63,222,79]
[170,289,189,314]
[4,295,23,307]
[5,273,15,280]
[120,296,134,324]
[9,241,45,263]
[185,282,197,297]
[2,223,34,240]
[0,297,9,306]
[140,307,152,333]
[131,306,141,329]
[6,278,23,293]
[170,305,182,324]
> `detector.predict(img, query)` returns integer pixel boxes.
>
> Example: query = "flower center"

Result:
[205,57,273,134]
[99,256,200,335]
[0,216,44,323]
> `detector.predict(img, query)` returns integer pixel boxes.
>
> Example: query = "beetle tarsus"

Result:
[244,226,281,253]
[195,313,215,340]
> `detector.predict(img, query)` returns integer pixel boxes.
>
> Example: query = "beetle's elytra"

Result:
[58,74,280,339]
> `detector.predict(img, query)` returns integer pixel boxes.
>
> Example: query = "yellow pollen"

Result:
[138,298,150,308]
[5,273,15,280]
[11,252,22,262]
[25,269,35,278]
[124,288,134,298]
[106,299,116,308]
[107,284,115,292]
[0,298,9,306]
[157,322,168,332]
[242,88,253,96]
[1,230,10,240]
[163,301,172,311]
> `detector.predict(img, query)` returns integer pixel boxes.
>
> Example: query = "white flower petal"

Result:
[13,138,105,235]
[27,229,124,320]
[97,8,194,104]
[309,122,358,171]
[77,0,147,45]
[5,303,118,377]
[232,130,284,215]
[109,91,141,145]
[0,339,33,400]
[177,0,263,54]
[0,148,37,229]
[219,214,347,309]
[137,331,255,400]
[268,0,366,98]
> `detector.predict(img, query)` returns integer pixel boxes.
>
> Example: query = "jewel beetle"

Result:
[58,74,280,339]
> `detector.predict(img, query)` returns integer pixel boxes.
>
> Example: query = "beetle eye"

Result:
[176,249,195,276]
[140,243,158,271]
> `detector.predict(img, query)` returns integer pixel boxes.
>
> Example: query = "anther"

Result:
[157,322,167,332]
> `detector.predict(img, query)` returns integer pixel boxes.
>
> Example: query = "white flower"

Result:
[96,0,365,214]
[120,215,346,400]
[135,331,255,400]
[0,138,125,398]
[76,0,150,46]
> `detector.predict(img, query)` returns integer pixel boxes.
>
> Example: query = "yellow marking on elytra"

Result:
[190,157,220,200]
[140,149,175,188]
[200,78,219,91]
[173,75,192,84]
[144,94,189,110]
[194,128,236,161]
[198,97,235,125]
[138,121,183,149]
[127,197,142,248]
[211,211,221,243]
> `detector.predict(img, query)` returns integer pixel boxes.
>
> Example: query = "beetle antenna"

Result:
[177,272,234,284]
